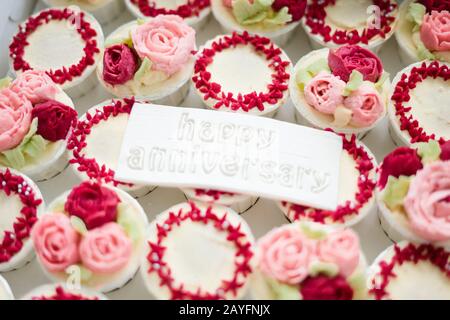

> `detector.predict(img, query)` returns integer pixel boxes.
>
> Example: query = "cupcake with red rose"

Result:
[279,134,378,227]
[251,222,367,300]
[192,32,292,117]
[0,275,13,300]
[140,201,256,299]
[211,0,306,46]
[31,181,148,292]
[388,60,450,146]
[97,15,196,106]
[376,140,450,246]
[290,45,390,137]
[396,0,450,65]
[9,8,104,98]
[368,241,450,299]
[22,283,107,300]
[0,168,44,272]
[0,71,77,181]
[302,0,399,52]
[68,99,156,198]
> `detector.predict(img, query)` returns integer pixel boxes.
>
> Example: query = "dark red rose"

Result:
[272,0,307,21]
[418,0,450,12]
[300,275,354,300]
[328,45,383,83]
[440,141,450,160]
[378,147,424,189]
[32,100,77,142]
[65,182,121,230]
[103,44,138,86]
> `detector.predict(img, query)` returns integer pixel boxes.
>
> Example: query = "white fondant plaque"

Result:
[116,104,343,210]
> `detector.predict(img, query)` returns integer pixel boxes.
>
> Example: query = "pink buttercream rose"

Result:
[404,161,450,242]
[317,229,360,277]
[420,11,450,52]
[131,15,196,76]
[304,71,346,114]
[344,83,384,127]
[0,88,32,152]
[31,213,80,272]
[10,70,58,104]
[258,226,316,285]
[223,0,233,7]
[79,223,132,273]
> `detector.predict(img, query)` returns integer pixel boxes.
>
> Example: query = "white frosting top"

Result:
[44,0,113,11]
[21,283,107,300]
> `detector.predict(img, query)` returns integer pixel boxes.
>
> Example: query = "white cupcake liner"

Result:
[0,275,14,300]
[394,0,421,66]
[21,283,108,300]
[387,115,409,147]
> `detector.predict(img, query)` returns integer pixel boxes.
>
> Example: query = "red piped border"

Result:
[33,286,98,300]
[9,8,100,85]
[370,243,450,300]
[67,98,135,188]
[391,61,449,144]
[281,134,376,223]
[304,0,397,45]
[192,32,290,112]
[0,169,42,263]
[146,202,253,300]
[130,0,210,18]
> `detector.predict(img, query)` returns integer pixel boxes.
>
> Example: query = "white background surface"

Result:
[0,0,405,299]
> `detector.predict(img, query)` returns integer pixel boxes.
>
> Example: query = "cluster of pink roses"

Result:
[31,182,133,274]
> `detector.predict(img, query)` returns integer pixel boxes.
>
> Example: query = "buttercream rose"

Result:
[418,0,450,13]
[304,71,346,114]
[10,70,58,104]
[272,0,307,21]
[0,88,32,152]
[378,147,423,189]
[79,223,132,273]
[65,182,121,230]
[300,275,354,300]
[344,83,384,127]
[420,10,450,52]
[404,161,450,242]
[440,140,450,160]
[103,44,138,86]
[328,45,383,82]
[258,226,316,285]
[32,100,77,142]
[131,15,196,76]
[31,213,80,272]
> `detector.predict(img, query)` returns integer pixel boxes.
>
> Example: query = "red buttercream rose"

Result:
[64,182,121,230]
[418,0,450,12]
[328,45,383,82]
[103,44,138,86]
[378,147,424,189]
[300,275,354,300]
[272,0,307,21]
[32,100,77,142]
[440,141,450,160]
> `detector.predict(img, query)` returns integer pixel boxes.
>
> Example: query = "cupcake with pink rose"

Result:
[250,222,367,300]
[97,15,196,106]
[290,45,390,137]
[0,71,77,181]
[396,0,450,65]
[376,140,450,247]
[31,181,148,292]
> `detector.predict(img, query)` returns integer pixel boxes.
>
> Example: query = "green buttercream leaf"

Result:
[383,176,411,211]
[137,18,147,25]
[296,58,331,90]
[267,278,300,300]
[299,222,327,240]
[416,38,435,60]
[408,3,426,26]
[70,216,88,236]
[233,0,266,24]
[308,261,339,277]
[347,271,367,299]
[0,77,12,89]
[242,11,267,25]
[134,57,152,82]
[417,140,441,163]
[66,264,93,282]
[232,0,289,26]
[375,72,389,90]
[257,0,274,6]
[23,134,47,158]
[104,34,134,48]
[343,70,364,96]
[264,7,292,26]
[117,203,140,243]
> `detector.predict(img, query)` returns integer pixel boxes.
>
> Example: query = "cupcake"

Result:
[302,0,399,52]
[97,15,196,106]
[0,275,13,300]
[376,140,450,246]
[211,0,306,46]
[396,0,450,65]
[22,283,107,300]
[368,242,450,299]
[68,98,155,198]
[0,71,77,182]
[125,0,211,31]
[251,222,367,300]
[140,201,255,299]
[192,32,292,117]
[31,181,149,292]
[279,134,377,227]
[183,188,258,213]
[0,169,44,272]
[41,0,125,25]
[9,8,104,98]
[290,45,389,137]
[389,60,450,146]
